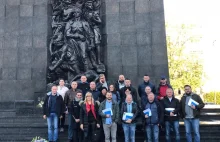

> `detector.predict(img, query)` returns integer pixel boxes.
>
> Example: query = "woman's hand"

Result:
[96,124,100,128]
[80,124,84,130]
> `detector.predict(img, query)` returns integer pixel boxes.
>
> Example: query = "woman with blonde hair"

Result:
[80,92,101,142]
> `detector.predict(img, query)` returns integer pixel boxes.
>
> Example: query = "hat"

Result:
[160,75,166,80]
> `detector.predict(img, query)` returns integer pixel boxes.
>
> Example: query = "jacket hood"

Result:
[47,91,60,96]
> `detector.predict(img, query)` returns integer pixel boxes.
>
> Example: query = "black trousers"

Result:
[83,123,96,142]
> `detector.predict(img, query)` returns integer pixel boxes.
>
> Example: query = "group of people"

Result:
[43,74,205,142]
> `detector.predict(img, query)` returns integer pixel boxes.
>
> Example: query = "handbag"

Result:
[92,127,101,142]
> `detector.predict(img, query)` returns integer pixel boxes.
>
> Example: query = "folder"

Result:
[143,108,152,116]
[122,112,134,121]
[102,108,113,115]
[188,98,199,106]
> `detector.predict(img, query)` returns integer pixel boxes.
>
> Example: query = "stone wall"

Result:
[102,0,169,86]
[0,0,49,102]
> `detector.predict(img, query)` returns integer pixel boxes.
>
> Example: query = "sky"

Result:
[164,0,220,92]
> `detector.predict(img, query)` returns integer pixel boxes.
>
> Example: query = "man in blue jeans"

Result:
[143,93,164,142]
[121,94,139,142]
[43,85,64,142]
[180,85,205,142]
[162,88,180,142]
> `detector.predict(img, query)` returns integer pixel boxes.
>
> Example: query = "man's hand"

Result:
[75,119,80,123]
[145,115,149,118]
[96,124,100,128]
[170,112,175,116]
[160,97,164,100]
[43,115,47,119]
[126,119,132,123]
[191,105,196,109]
[60,116,63,119]
[80,124,84,130]
[65,111,68,114]
[106,114,110,118]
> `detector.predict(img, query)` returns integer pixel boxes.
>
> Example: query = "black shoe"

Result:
[68,140,72,142]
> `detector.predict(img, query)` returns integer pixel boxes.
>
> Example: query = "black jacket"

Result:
[43,92,64,117]
[121,102,139,124]
[115,81,125,92]
[180,93,205,119]
[142,100,164,125]
[162,96,180,121]
[120,86,138,103]
[80,101,100,130]
[64,89,82,110]
[77,82,89,98]
[87,89,101,101]
[138,81,156,97]
[70,99,82,129]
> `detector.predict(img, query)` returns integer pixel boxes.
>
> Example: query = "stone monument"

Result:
[0,0,168,104]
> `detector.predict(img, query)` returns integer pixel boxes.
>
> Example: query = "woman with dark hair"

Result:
[80,92,101,142]
[109,84,121,104]
[99,87,108,103]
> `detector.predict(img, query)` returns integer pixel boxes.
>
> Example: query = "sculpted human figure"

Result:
[65,7,94,72]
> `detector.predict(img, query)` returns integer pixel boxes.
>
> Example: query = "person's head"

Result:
[51,85,58,95]
[81,75,87,83]
[71,81,78,89]
[160,75,167,85]
[109,84,115,92]
[59,78,65,86]
[76,91,83,99]
[118,75,125,82]
[145,86,152,94]
[125,87,131,95]
[126,94,133,104]
[147,92,155,102]
[99,74,106,83]
[106,92,112,101]
[125,78,131,87]
[143,74,150,82]
[101,87,107,95]
[84,92,94,103]
[90,81,96,90]
[166,88,173,98]
[184,85,192,94]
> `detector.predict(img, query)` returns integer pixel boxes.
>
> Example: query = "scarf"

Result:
[86,102,97,119]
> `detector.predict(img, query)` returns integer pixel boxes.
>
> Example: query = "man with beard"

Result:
[99,92,119,142]
[138,74,156,97]
[114,75,125,92]
[180,85,205,142]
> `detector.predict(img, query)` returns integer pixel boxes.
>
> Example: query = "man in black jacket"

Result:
[70,91,83,142]
[114,74,125,92]
[77,75,89,98]
[43,85,64,142]
[64,81,82,141]
[162,88,180,142]
[120,78,138,103]
[180,85,205,142]
[88,81,101,101]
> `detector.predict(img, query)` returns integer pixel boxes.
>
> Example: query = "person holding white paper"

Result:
[143,93,164,142]
[180,85,205,142]
[99,92,119,142]
[162,88,180,142]
[121,94,139,142]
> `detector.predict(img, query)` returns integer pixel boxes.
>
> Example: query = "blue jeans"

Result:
[146,124,159,142]
[165,121,180,142]
[122,123,136,142]
[184,118,200,142]
[47,113,58,141]
[68,113,73,140]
